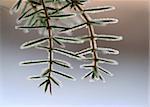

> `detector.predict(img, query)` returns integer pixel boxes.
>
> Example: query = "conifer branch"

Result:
[11,0,122,94]
[69,0,100,80]
[11,0,78,94]
[67,0,122,81]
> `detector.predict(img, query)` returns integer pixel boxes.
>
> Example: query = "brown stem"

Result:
[41,0,53,94]
[76,4,98,69]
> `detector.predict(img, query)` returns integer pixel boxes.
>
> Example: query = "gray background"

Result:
[0,0,149,107]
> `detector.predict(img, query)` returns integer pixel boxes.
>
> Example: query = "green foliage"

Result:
[11,0,122,94]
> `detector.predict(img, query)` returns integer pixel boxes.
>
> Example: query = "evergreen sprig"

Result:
[11,0,81,94]
[64,0,122,82]
[11,0,122,94]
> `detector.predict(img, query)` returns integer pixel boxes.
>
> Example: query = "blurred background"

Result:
[0,0,149,107]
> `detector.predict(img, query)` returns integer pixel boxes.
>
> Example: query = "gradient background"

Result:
[0,0,149,107]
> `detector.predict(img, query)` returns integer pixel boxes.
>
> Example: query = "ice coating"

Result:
[52,69,76,81]
[84,6,115,14]
[53,58,73,69]
[53,48,82,60]
[96,47,119,55]
[54,36,84,44]
[19,59,49,66]
[98,58,119,65]
[20,37,48,49]
[97,65,114,77]
[92,18,119,26]
[94,34,123,41]
[75,48,92,55]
